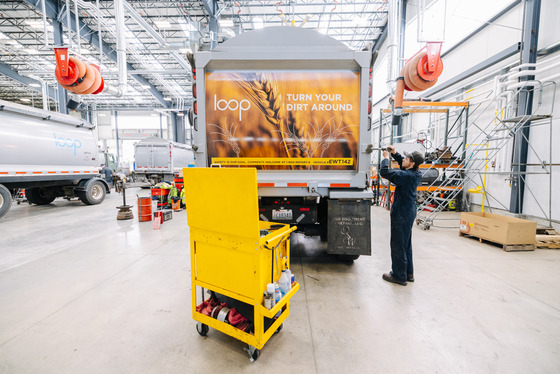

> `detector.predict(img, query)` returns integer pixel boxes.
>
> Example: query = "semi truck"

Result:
[0,100,110,219]
[191,27,375,260]
[133,136,194,185]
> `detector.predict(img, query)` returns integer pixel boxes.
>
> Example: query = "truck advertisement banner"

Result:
[205,71,360,170]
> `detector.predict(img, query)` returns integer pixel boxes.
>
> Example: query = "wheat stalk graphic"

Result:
[209,120,240,157]
[230,73,292,161]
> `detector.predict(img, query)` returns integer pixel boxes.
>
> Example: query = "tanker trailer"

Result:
[133,136,194,185]
[0,100,110,219]
[191,27,375,260]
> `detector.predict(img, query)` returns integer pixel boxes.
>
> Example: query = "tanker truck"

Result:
[191,27,375,260]
[0,100,110,219]
[133,136,194,185]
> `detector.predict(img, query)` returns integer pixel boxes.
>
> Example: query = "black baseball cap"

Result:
[404,151,424,166]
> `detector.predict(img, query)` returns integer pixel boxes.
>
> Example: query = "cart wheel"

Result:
[196,322,209,336]
[247,345,260,362]
[274,323,283,334]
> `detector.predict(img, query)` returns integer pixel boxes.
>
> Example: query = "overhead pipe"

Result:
[386,0,401,95]
[123,0,191,72]
[40,0,49,48]
[114,0,127,96]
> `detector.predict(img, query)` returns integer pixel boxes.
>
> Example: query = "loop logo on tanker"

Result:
[53,133,82,156]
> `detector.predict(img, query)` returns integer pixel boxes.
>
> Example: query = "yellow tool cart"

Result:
[183,167,299,361]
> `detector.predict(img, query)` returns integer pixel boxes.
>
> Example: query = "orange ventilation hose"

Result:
[392,50,443,127]
[55,56,104,95]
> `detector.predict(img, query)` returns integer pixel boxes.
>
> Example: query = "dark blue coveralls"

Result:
[379,153,422,282]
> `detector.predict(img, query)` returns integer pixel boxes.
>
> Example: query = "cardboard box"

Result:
[459,212,536,245]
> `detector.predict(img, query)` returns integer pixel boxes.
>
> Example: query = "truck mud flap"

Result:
[327,199,371,256]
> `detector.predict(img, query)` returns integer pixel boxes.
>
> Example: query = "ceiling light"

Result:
[20,98,30,102]
[219,19,234,28]
[154,20,171,29]
[29,83,41,88]
[179,20,196,33]
[25,19,48,29]
[141,85,151,89]
[98,113,107,117]
[253,17,264,30]
[164,97,172,101]
[25,48,39,55]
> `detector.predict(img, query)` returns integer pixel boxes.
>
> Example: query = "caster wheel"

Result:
[196,322,209,336]
[247,345,260,362]
[275,323,283,334]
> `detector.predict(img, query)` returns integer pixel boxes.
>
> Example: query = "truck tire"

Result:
[78,179,106,205]
[0,184,11,218]
[26,188,56,205]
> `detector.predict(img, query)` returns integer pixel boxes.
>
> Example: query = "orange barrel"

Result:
[138,197,153,222]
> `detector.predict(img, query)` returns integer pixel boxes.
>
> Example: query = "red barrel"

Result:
[138,197,153,222]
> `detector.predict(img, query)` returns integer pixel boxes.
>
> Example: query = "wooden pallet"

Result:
[459,232,535,252]
[536,227,558,235]
[535,234,560,249]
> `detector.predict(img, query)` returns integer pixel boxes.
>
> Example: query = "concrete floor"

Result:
[1,188,559,373]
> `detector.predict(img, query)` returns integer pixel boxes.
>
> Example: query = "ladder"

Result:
[415,86,553,230]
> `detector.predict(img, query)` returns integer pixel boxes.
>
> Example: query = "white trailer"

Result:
[192,27,375,260]
[0,100,109,218]
[133,136,194,184]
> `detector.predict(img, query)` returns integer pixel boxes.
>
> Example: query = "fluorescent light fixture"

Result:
[141,84,151,89]
[98,113,107,117]
[154,20,171,28]
[354,16,369,27]
[29,83,41,88]
[253,17,264,29]
[20,98,30,102]
[219,19,234,28]
[164,97,173,101]
[25,48,39,54]
[179,20,196,33]
[25,19,49,29]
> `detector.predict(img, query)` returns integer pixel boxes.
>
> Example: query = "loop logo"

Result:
[214,94,250,121]
[54,133,82,156]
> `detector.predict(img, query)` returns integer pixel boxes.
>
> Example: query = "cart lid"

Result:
[183,167,259,239]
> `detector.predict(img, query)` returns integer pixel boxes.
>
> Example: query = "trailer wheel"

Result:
[0,185,11,218]
[78,179,106,205]
[339,254,360,262]
[26,188,56,205]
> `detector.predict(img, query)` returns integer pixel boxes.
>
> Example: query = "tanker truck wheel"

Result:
[0,184,12,218]
[78,179,106,205]
[26,188,56,205]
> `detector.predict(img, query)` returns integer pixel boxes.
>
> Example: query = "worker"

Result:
[100,164,113,192]
[379,145,424,286]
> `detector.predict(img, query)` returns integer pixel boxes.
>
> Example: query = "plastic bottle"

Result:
[279,270,290,295]
[267,283,276,306]
[285,269,292,290]
[264,292,273,310]
[274,282,281,304]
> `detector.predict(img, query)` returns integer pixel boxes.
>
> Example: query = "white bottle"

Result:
[279,270,290,296]
[267,283,276,307]
[285,269,292,290]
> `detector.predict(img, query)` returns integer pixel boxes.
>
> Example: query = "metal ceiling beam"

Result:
[23,0,171,108]
[0,60,57,101]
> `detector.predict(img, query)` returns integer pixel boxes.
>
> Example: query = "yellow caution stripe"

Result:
[212,157,353,166]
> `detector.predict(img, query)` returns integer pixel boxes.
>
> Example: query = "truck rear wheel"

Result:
[0,184,11,218]
[78,179,106,205]
[26,188,56,205]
